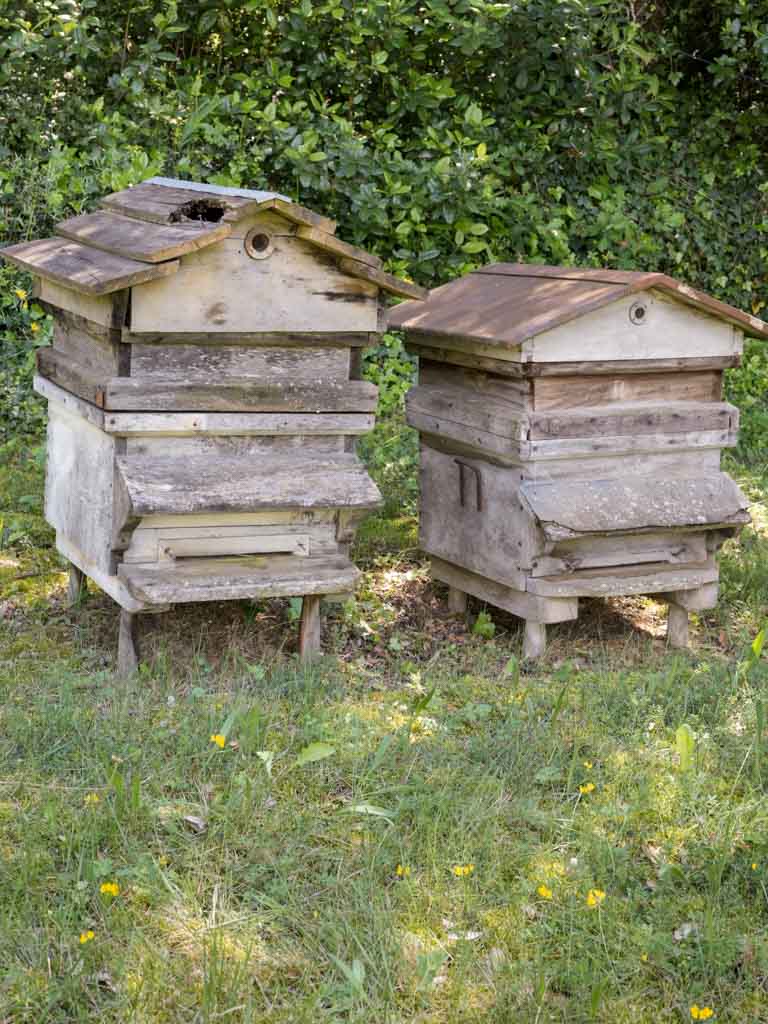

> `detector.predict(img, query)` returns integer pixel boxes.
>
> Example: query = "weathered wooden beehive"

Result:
[390,264,768,657]
[1,177,426,671]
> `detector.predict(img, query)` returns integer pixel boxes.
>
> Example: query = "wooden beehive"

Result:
[1,177,426,671]
[390,263,768,657]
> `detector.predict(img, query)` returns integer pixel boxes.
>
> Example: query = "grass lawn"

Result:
[2,435,768,1023]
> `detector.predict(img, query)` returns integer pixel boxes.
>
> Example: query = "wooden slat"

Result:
[129,343,350,382]
[123,330,375,347]
[36,285,129,329]
[52,309,126,378]
[56,210,232,263]
[528,400,737,440]
[533,371,722,410]
[258,198,336,234]
[520,473,750,542]
[119,553,359,605]
[1,237,178,295]
[33,374,106,429]
[527,562,718,598]
[338,257,428,300]
[523,428,737,461]
[37,348,105,407]
[101,182,260,225]
[103,410,373,437]
[296,226,382,269]
[103,378,378,413]
[407,385,528,441]
[530,532,709,577]
[115,453,382,520]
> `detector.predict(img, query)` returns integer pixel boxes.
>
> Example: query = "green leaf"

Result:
[295,742,335,766]
[464,103,483,127]
[469,223,489,235]
[343,802,395,822]
[256,751,274,778]
[462,239,487,254]
[752,628,765,660]
[675,724,696,773]
[308,151,327,162]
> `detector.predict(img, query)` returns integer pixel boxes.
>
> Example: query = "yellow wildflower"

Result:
[100,881,119,897]
[690,1006,714,1020]
[537,884,553,900]
[30,321,40,332]
[579,782,596,795]
[84,792,100,806]
[14,288,27,301]
[583,761,593,769]
[752,862,758,871]
[395,864,411,877]
[586,888,606,908]
[210,733,226,748]
[79,930,95,944]
[640,952,648,962]
[452,863,475,877]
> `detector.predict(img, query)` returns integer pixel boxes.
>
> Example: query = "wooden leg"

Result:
[67,563,87,606]
[447,586,468,615]
[523,620,547,660]
[298,595,322,662]
[117,609,140,676]
[667,603,689,649]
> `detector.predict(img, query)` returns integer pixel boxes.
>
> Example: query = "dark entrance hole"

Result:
[171,199,226,223]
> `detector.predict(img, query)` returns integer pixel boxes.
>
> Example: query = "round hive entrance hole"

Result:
[244,228,274,259]
[171,199,226,223]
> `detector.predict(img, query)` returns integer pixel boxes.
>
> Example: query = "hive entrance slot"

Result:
[170,199,226,223]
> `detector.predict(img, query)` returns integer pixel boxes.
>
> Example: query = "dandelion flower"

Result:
[395,864,411,878]
[579,782,596,795]
[100,882,119,897]
[84,792,100,806]
[537,884,553,900]
[640,952,648,962]
[452,863,475,877]
[583,761,593,769]
[30,321,40,332]
[14,288,27,301]
[79,930,95,944]
[690,1006,714,1020]
[752,863,758,871]
[210,734,226,749]
[586,888,606,908]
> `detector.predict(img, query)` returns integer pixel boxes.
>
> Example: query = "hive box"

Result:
[390,263,768,657]
[2,177,426,671]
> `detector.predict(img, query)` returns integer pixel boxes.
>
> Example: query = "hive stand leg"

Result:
[117,610,140,677]
[298,595,322,662]
[447,586,468,615]
[523,620,547,660]
[667,604,690,649]
[67,563,87,606]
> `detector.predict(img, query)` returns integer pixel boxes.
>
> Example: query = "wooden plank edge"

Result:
[296,225,382,270]
[55,212,233,264]
[338,257,428,301]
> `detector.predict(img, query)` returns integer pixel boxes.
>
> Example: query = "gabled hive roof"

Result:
[1,178,426,300]
[389,263,768,344]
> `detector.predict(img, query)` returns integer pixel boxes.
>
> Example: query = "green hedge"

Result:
[1,0,767,445]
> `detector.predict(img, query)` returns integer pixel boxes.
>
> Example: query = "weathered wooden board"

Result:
[430,556,578,624]
[54,532,148,613]
[129,343,349,382]
[527,561,718,598]
[101,182,261,225]
[528,400,737,440]
[138,509,336,529]
[103,410,373,437]
[123,330,375,348]
[521,449,722,482]
[53,311,127,377]
[130,220,379,334]
[37,348,105,407]
[418,361,531,408]
[420,444,539,585]
[407,386,528,440]
[126,528,312,563]
[1,237,179,295]
[33,374,105,429]
[296,226,382,269]
[102,378,378,413]
[661,582,719,611]
[115,453,382,522]
[119,553,359,605]
[124,435,346,457]
[530,531,709,577]
[523,428,738,461]
[38,280,129,328]
[520,473,750,542]
[44,403,119,575]
[338,257,428,301]
[55,210,233,263]
[533,371,722,410]
[407,409,522,461]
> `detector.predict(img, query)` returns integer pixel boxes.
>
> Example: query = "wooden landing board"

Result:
[527,561,719,598]
[1,237,178,295]
[56,210,232,263]
[520,473,750,542]
[119,554,359,605]
[115,453,383,520]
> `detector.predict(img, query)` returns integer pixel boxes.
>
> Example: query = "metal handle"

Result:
[454,459,482,512]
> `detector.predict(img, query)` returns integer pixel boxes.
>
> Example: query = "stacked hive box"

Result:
[2,177,426,671]
[390,264,768,657]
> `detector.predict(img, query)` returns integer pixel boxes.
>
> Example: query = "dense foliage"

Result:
[0,0,767,443]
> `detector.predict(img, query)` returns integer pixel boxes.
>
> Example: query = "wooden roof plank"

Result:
[55,210,232,263]
[296,225,381,268]
[0,237,179,295]
[101,182,261,225]
[390,263,768,342]
[338,257,428,301]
